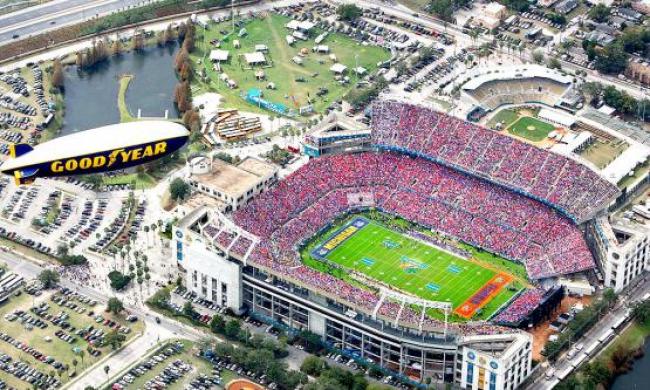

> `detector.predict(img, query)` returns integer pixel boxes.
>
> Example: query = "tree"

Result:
[51,60,64,91]
[107,297,124,314]
[108,270,132,290]
[300,356,328,377]
[169,178,190,202]
[595,43,629,74]
[210,315,226,334]
[337,4,362,22]
[428,0,455,22]
[532,49,544,64]
[174,81,192,112]
[174,47,189,73]
[105,329,126,350]
[103,365,110,378]
[633,300,650,324]
[547,57,562,70]
[182,301,197,318]
[589,4,611,23]
[38,269,60,289]
[225,319,242,339]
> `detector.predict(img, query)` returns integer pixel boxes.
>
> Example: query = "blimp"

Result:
[0,121,189,185]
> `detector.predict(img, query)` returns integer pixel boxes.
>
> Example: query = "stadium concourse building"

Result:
[171,101,621,389]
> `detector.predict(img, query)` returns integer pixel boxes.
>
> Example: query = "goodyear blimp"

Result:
[0,121,189,185]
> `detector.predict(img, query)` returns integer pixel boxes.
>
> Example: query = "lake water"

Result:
[611,338,650,389]
[61,43,180,135]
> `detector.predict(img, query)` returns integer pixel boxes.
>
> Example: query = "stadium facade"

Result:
[173,207,533,389]
[172,101,624,389]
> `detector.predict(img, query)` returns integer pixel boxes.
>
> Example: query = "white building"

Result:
[173,208,250,313]
[186,156,277,213]
[460,333,533,390]
[592,216,650,292]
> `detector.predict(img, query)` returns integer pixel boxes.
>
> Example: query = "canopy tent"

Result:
[209,49,229,62]
[330,63,348,74]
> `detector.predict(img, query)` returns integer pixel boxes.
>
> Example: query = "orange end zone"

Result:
[454,273,513,319]
[226,379,265,390]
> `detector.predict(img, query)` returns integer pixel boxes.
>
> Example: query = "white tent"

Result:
[244,52,266,65]
[292,56,303,65]
[255,44,268,52]
[209,49,229,62]
[330,63,348,74]
[286,35,296,45]
[286,20,301,30]
[354,66,367,75]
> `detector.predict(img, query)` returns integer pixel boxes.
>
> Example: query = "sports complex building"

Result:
[173,100,623,389]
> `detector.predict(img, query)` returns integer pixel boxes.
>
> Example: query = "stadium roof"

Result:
[461,65,572,91]
[601,143,650,184]
[579,108,650,146]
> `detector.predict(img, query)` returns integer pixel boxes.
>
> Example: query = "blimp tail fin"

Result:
[9,143,33,158]
[13,168,38,186]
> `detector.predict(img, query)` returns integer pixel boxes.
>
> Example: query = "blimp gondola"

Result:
[0,121,189,185]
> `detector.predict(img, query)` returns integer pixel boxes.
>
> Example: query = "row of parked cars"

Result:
[405,49,468,92]
[0,355,61,389]
[112,341,186,389]
[207,354,274,388]
[3,186,37,222]
[0,332,64,370]
[0,72,29,97]
[89,198,131,252]
[0,111,31,131]
[66,199,107,246]
[0,226,54,255]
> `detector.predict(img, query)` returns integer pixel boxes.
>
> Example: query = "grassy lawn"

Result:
[191,14,390,115]
[118,74,136,122]
[102,172,157,190]
[311,215,523,321]
[487,108,519,129]
[507,116,555,142]
[597,320,650,364]
[578,139,628,170]
[0,289,144,387]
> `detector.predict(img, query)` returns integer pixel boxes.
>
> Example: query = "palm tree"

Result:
[72,359,78,374]
[144,226,150,247]
[103,365,110,380]
[79,350,85,367]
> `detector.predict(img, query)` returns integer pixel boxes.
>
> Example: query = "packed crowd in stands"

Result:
[492,289,546,325]
[192,149,602,334]
[371,101,620,223]
[232,152,595,279]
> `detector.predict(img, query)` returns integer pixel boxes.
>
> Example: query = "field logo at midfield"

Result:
[312,217,369,259]
[399,255,428,274]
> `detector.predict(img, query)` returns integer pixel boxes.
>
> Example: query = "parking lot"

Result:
[0,282,143,388]
[111,339,248,390]
[0,65,56,156]
[0,178,140,258]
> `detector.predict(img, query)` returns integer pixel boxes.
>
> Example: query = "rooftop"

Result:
[191,157,276,196]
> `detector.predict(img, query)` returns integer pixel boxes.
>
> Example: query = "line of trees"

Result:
[581,82,650,122]
[542,289,617,361]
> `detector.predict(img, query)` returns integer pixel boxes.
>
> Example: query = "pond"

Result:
[611,338,650,389]
[61,43,180,135]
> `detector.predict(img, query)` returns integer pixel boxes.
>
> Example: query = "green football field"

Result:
[507,116,556,142]
[315,217,520,319]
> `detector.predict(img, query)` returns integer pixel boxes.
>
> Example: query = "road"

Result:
[526,276,650,390]
[0,0,160,44]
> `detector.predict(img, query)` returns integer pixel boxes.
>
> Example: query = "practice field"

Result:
[507,116,556,142]
[191,14,390,115]
[311,217,522,320]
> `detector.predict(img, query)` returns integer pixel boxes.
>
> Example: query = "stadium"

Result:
[173,101,620,388]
